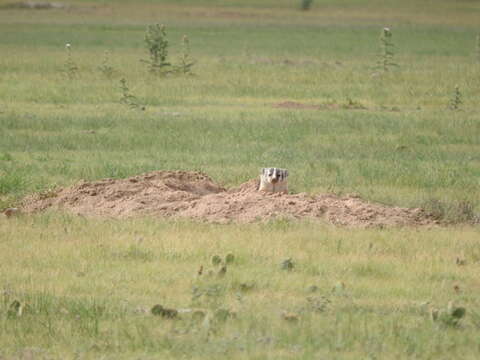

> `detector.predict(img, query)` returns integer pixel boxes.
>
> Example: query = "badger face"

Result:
[259,168,289,194]
[262,168,288,184]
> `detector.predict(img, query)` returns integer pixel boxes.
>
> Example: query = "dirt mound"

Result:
[273,101,367,111]
[21,170,437,227]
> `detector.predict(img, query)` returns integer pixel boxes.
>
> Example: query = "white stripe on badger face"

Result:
[272,168,279,183]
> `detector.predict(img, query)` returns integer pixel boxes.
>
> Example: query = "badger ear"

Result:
[261,168,266,175]
[285,170,289,177]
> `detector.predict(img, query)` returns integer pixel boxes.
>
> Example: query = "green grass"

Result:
[1,22,479,213]
[1,216,480,359]
[0,0,480,358]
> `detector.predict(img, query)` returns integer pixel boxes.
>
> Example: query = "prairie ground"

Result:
[0,0,479,358]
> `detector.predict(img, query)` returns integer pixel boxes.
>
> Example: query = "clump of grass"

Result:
[98,50,116,79]
[151,304,178,318]
[281,258,295,271]
[210,254,222,266]
[191,283,227,309]
[210,253,234,266]
[341,97,367,110]
[0,153,13,161]
[214,308,235,322]
[376,27,398,72]
[63,43,78,79]
[448,85,463,110]
[0,169,27,195]
[224,253,235,264]
[430,301,466,327]
[422,198,477,224]
[142,24,171,76]
[119,78,145,110]
[110,244,153,262]
[306,295,330,313]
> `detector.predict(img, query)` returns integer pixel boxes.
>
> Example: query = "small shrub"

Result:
[448,85,463,110]
[176,35,196,75]
[142,24,171,76]
[119,78,145,110]
[300,0,313,10]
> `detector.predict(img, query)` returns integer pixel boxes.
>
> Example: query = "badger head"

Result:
[261,168,288,184]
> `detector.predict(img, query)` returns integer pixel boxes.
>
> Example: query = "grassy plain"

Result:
[0,0,479,358]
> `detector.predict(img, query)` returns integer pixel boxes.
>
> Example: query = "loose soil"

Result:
[21,170,437,227]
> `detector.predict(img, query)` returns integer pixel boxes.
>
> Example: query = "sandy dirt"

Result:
[20,170,438,227]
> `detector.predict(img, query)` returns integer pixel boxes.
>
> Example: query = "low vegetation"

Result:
[1,216,480,359]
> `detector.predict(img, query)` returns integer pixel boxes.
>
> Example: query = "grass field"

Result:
[0,0,479,358]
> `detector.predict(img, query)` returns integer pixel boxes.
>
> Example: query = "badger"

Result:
[259,167,289,193]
